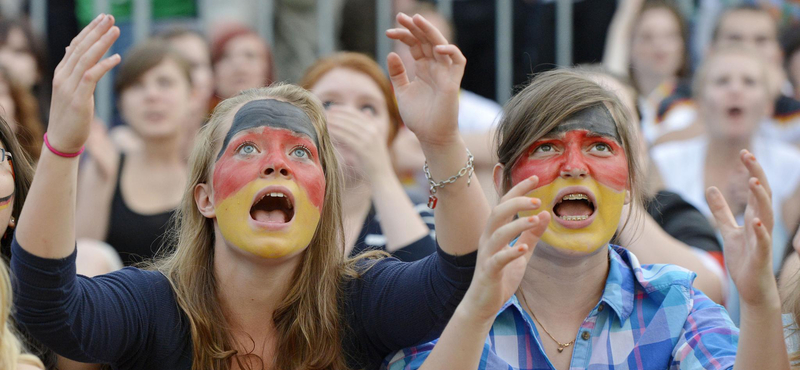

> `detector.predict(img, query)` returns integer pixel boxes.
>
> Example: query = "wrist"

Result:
[454,301,497,331]
[44,133,85,158]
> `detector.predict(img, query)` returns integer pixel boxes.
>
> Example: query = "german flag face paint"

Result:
[511,106,628,253]
[212,99,325,259]
[0,190,13,211]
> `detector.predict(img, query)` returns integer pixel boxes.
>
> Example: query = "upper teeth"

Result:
[268,192,285,198]
[562,194,588,201]
[560,215,589,221]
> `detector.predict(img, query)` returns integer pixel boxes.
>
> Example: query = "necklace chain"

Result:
[519,292,574,353]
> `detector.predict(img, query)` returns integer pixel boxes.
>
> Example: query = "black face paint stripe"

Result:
[216,99,319,161]
[548,105,621,141]
[0,190,14,203]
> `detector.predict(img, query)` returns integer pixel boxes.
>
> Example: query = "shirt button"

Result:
[598,304,604,312]
[581,331,591,340]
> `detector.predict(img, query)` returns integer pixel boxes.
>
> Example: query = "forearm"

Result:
[733,296,789,370]
[418,305,493,370]
[462,131,496,168]
[622,214,724,303]
[370,168,431,252]
[420,138,490,256]
[75,160,113,240]
[17,149,80,258]
[602,0,639,75]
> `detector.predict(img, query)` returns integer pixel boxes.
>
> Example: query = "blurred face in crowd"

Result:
[788,50,800,100]
[120,58,193,140]
[214,34,270,99]
[0,75,16,130]
[0,26,38,90]
[630,7,684,80]
[168,33,214,110]
[310,67,390,174]
[699,53,772,142]
[0,140,14,235]
[715,10,782,67]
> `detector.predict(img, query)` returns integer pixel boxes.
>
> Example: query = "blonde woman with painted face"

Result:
[385,69,788,370]
[9,14,524,370]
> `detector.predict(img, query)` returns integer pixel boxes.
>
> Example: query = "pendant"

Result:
[557,346,564,353]
[427,195,438,209]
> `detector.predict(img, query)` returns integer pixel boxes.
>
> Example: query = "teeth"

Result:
[560,215,589,221]
[562,194,588,201]
[268,192,285,198]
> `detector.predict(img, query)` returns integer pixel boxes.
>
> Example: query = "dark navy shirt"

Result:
[10,239,476,370]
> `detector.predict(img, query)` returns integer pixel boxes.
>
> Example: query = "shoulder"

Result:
[656,81,693,121]
[93,267,177,306]
[774,95,800,120]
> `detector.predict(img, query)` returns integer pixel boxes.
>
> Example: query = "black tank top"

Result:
[105,154,176,265]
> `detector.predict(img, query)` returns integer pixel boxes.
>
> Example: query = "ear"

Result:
[624,190,631,205]
[195,183,216,219]
[492,163,505,194]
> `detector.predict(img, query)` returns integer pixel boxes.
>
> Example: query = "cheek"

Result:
[585,156,629,191]
[290,164,326,209]
[212,157,262,202]
[509,156,562,189]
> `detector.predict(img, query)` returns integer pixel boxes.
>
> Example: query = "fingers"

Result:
[386,28,424,60]
[487,214,544,253]
[752,218,772,262]
[748,177,774,231]
[57,13,104,75]
[516,212,551,247]
[397,13,433,58]
[488,243,529,274]
[485,196,542,236]
[413,14,450,45]
[741,149,772,198]
[73,53,121,101]
[500,175,540,203]
[706,186,738,233]
[63,14,115,80]
[68,26,120,90]
[387,52,410,90]
[435,44,467,67]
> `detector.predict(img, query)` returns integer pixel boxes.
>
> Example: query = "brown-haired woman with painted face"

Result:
[75,38,193,265]
[301,52,435,261]
[10,14,501,370]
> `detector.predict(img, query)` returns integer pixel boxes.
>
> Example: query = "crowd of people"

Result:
[0,0,799,369]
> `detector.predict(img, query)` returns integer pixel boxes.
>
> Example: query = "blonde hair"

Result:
[0,259,44,370]
[151,83,373,369]
[495,69,645,231]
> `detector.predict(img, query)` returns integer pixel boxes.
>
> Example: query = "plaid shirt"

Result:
[383,246,739,370]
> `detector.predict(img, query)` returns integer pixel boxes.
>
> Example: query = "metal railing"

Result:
[27,0,575,125]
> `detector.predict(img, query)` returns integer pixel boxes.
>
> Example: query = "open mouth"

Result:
[553,193,595,222]
[250,189,295,224]
[727,107,744,119]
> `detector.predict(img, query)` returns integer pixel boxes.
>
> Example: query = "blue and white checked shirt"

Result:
[383,245,739,370]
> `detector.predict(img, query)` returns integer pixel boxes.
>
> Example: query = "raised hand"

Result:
[706,149,777,306]
[386,13,464,148]
[47,14,120,154]
[461,176,551,321]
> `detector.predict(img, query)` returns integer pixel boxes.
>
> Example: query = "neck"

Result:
[635,72,672,98]
[214,239,302,334]
[706,134,752,166]
[519,245,609,321]
[139,133,183,165]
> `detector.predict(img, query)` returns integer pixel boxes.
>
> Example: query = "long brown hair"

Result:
[151,83,369,370]
[495,69,645,229]
[300,52,402,144]
[0,66,43,162]
[0,114,34,250]
[630,0,690,89]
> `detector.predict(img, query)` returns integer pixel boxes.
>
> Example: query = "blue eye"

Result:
[292,147,309,158]
[237,143,257,155]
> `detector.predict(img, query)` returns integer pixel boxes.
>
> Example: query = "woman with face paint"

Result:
[385,69,789,370]
[300,52,436,261]
[75,38,193,266]
[10,14,524,370]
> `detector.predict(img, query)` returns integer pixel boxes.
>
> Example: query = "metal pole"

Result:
[496,0,512,104]
[132,0,151,43]
[555,0,573,67]
[317,0,335,56]
[93,0,112,127]
[437,0,453,21]
[257,0,275,51]
[30,0,47,39]
[376,0,392,70]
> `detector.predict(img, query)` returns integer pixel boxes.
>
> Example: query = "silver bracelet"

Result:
[423,148,474,209]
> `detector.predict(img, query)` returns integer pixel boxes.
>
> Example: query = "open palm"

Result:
[386,13,464,147]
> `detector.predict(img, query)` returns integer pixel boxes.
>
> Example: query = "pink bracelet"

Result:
[43,133,85,158]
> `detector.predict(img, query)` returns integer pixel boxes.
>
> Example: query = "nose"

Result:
[559,146,588,179]
[262,155,293,179]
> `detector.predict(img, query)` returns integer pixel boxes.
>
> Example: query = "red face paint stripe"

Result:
[509,130,628,191]
[213,127,325,209]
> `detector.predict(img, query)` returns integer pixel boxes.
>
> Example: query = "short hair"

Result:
[711,4,777,43]
[210,25,275,86]
[113,39,193,96]
[300,52,402,144]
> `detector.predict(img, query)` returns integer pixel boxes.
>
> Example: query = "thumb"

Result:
[516,212,550,256]
[387,52,410,90]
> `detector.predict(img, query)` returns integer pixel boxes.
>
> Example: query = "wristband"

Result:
[43,132,85,158]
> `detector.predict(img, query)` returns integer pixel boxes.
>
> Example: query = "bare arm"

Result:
[707,150,790,370]
[387,13,490,256]
[75,154,117,241]
[602,0,644,76]
[617,205,724,303]
[16,15,120,259]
